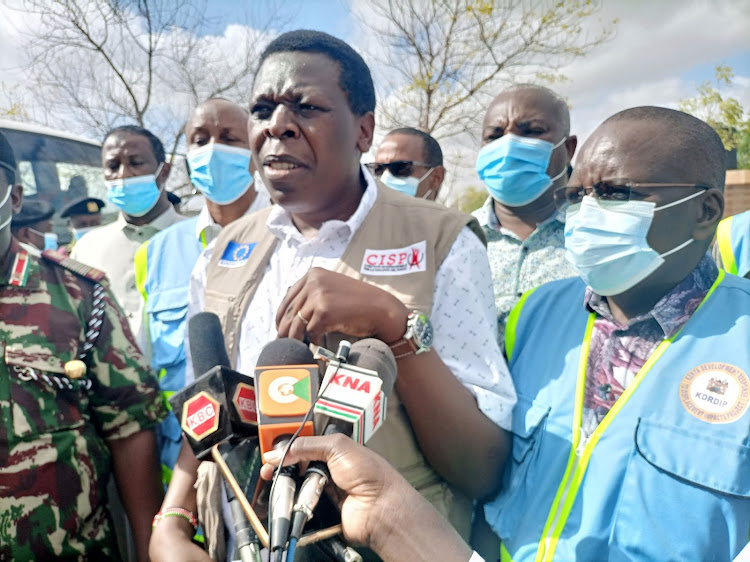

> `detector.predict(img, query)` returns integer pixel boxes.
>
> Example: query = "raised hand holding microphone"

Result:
[261,435,474,562]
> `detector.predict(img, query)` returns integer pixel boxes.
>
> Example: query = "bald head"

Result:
[186,98,250,151]
[485,84,570,136]
[593,106,726,190]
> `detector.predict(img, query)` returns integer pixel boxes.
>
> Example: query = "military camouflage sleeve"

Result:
[86,282,166,441]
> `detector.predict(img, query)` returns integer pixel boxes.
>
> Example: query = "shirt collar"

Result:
[266,165,377,245]
[119,204,181,233]
[585,254,719,338]
[475,195,563,238]
[195,190,268,242]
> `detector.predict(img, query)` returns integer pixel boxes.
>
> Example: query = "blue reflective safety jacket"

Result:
[135,215,203,479]
[488,271,750,561]
[717,211,750,278]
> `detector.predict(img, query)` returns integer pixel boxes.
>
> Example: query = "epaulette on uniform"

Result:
[41,249,108,284]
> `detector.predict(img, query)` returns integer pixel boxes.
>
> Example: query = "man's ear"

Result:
[693,188,724,241]
[565,135,578,161]
[10,184,23,214]
[156,162,171,188]
[356,112,376,154]
[429,165,446,199]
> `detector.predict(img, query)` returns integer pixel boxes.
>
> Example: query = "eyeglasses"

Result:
[553,179,712,211]
[365,160,432,178]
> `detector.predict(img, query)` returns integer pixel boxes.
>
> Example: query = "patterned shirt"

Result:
[188,168,516,431]
[473,196,578,344]
[0,239,165,559]
[581,254,719,438]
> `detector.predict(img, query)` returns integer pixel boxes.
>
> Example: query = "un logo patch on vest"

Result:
[219,241,257,268]
[360,241,426,276]
[679,362,750,424]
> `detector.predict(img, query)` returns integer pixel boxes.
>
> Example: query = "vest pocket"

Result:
[147,287,189,368]
[486,400,549,539]
[5,341,86,438]
[610,417,750,560]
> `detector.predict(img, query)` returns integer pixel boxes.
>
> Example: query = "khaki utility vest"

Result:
[204,181,485,539]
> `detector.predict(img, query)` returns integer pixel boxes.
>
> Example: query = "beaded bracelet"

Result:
[152,507,198,532]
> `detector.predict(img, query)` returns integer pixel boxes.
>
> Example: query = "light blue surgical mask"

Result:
[30,228,58,251]
[72,225,98,241]
[106,163,164,217]
[381,168,434,197]
[476,133,567,207]
[564,191,704,296]
[187,143,254,205]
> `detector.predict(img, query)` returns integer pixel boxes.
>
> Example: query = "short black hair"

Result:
[103,125,166,163]
[258,30,375,116]
[385,127,443,167]
[603,106,726,190]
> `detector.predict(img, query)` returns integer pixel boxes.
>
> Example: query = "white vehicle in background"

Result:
[0,119,191,243]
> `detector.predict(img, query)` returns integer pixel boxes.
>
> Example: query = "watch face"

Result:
[412,312,433,349]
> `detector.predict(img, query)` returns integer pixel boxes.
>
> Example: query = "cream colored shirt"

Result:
[72,206,185,338]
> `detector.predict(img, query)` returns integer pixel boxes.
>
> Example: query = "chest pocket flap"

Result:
[146,287,189,367]
[5,340,85,437]
[636,418,750,497]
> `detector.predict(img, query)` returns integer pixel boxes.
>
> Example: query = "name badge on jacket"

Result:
[360,241,426,276]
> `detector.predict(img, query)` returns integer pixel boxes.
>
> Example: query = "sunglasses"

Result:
[553,179,712,211]
[365,160,432,178]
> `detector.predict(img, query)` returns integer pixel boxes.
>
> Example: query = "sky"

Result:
[0,0,748,200]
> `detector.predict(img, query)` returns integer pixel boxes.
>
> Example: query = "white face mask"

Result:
[381,168,434,197]
[564,190,705,296]
[0,185,12,232]
[72,225,98,241]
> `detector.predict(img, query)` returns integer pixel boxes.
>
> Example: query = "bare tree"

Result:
[13,0,283,156]
[357,0,616,141]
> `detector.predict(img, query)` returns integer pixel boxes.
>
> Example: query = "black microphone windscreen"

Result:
[256,338,315,368]
[189,312,231,375]
[348,338,397,397]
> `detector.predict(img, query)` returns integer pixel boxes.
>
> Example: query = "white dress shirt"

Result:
[187,168,516,430]
[72,206,184,337]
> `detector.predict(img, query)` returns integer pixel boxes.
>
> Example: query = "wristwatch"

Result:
[389,310,433,359]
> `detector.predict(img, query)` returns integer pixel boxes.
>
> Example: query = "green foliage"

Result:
[680,65,750,159]
[457,185,488,213]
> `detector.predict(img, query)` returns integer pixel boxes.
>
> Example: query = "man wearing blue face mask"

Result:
[134,98,269,487]
[486,106,750,561]
[72,125,184,339]
[11,199,58,252]
[369,128,446,201]
[59,196,105,255]
[473,85,579,344]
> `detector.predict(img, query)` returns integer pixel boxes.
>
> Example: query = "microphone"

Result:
[169,312,258,458]
[255,338,319,561]
[169,312,264,559]
[290,338,397,542]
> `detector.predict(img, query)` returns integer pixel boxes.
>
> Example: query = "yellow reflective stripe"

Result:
[199,229,208,249]
[505,287,539,361]
[162,387,175,412]
[134,241,149,301]
[161,463,173,485]
[500,542,514,562]
[535,313,594,561]
[717,217,738,275]
[536,271,725,561]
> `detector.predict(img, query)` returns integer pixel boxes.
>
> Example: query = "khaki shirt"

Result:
[72,206,184,338]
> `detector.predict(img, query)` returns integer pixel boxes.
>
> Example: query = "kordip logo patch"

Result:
[360,241,426,276]
[679,362,750,424]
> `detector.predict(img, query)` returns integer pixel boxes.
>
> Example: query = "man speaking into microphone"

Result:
[151,29,515,561]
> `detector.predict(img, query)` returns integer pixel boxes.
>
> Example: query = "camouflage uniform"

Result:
[0,239,165,560]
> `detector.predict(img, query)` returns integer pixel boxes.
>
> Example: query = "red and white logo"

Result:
[360,241,426,276]
[181,391,221,441]
[233,383,258,424]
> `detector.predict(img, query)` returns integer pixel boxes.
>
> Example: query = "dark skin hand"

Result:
[276,268,508,499]
[261,434,474,562]
[109,429,164,562]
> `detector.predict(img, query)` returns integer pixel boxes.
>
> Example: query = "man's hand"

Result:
[276,268,408,345]
[261,435,473,562]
